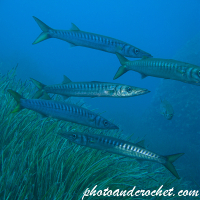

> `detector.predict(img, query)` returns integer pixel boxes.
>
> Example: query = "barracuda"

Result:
[7,90,118,129]
[114,53,200,85]
[59,132,184,179]
[30,75,150,99]
[32,16,152,58]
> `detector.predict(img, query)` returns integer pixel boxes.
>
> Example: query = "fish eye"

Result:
[103,120,108,126]
[135,49,139,54]
[126,87,132,93]
[72,134,76,138]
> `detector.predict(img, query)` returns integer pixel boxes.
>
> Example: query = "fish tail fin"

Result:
[116,53,129,65]
[41,93,52,100]
[30,78,51,99]
[7,89,24,113]
[113,66,128,80]
[30,78,46,90]
[114,53,129,80]
[32,16,53,45]
[162,153,184,179]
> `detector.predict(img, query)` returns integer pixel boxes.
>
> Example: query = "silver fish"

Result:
[114,53,200,86]
[30,75,150,99]
[59,132,184,179]
[32,16,152,58]
[160,98,174,120]
[7,90,118,129]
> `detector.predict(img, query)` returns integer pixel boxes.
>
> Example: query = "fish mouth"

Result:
[109,124,119,129]
[136,89,150,95]
[142,51,153,58]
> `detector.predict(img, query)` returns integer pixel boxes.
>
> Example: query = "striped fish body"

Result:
[50,30,150,58]
[43,82,149,98]
[20,99,118,129]
[125,58,200,85]
[59,132,184,179]
[33,16,152,58]
[69,132,166,163]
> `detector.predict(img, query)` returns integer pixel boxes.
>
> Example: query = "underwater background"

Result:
[0,0,200,199]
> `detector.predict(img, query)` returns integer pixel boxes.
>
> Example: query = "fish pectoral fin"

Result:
[63,75,72,84]
[70,23,80,31]
[117,46,123,51]
[140,73,147,79]
[106,90,115,95]
[177,69,186,75]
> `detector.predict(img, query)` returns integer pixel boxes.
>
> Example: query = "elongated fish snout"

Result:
[110,124,119,130]
[136,88,150,96]
[142,89,151,94]
[104,121,119,129]
[141,52,153,58]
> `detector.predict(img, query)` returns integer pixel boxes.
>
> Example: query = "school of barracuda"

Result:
[7,15,200,180]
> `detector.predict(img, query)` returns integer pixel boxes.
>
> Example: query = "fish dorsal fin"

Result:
[63,75,72,84]
[70,23,80,31]
[140,73,147,79]
[136,140,145,148]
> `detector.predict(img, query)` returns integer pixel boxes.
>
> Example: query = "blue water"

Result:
[0,0,199,188]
